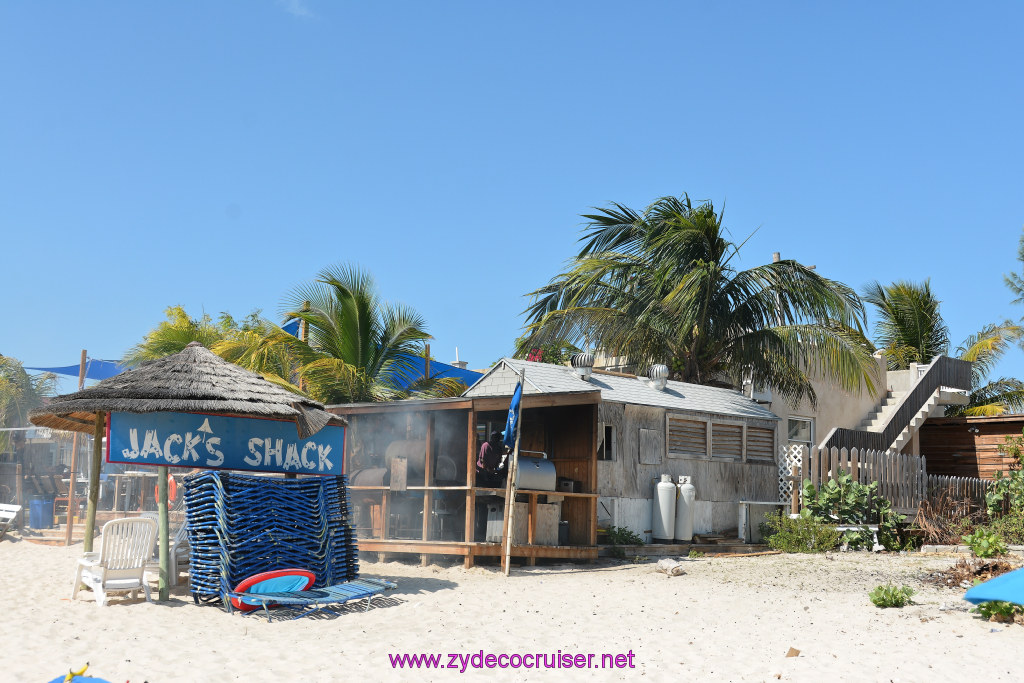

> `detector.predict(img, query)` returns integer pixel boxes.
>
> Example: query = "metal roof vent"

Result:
[570,352,594,381]
[649,364,669,391]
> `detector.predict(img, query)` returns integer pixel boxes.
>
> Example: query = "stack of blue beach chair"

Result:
[183,471,359,605]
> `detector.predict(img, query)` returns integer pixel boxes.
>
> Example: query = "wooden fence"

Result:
[791,446,927,515]
[925,474,991,511]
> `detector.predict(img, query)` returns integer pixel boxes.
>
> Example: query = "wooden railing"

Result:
[819,355,972,452]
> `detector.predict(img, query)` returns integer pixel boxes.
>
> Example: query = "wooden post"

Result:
[526,493,537,566]
[287,303,311,481]
[502,368,525,576]
[65,349,87,545]
[425,343,431,382]
[15,463,23,528]
[590,403,598,549]
[464,408,476,569]
[421,414,434,566]
[83,411,105,553]
[158,465,169,601]
[790,465,800,516]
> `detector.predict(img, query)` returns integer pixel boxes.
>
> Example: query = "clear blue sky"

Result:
[2,2,1022,395]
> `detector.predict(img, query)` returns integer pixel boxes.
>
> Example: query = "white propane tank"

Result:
[674,476,696,542]
[652,474,677,543]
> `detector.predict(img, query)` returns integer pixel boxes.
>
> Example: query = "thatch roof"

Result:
[29,342,346,437]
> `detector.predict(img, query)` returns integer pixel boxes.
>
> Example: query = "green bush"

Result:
[985,469,1024,518]
[605,526,644,546]
[802,472,908,550]
[963,529,1008,558]
[869,584,915,608]
[759,511,841,553]
[972,601,1024,623]
[982,512,1024,545]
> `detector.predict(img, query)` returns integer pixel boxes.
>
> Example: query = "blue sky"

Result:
[2,2,1022,395]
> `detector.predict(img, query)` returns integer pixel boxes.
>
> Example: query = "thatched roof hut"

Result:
[29,341,345,438]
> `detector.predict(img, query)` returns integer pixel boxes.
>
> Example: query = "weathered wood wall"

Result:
[919,417,1022,479]
[597,402,778,536]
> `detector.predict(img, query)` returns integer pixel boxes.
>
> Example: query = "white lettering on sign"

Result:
[301,442,316,469]
[140,430,163,459]
[246,438,263,466]
[284,443,301,470]
[318,444,333,471]
[163,434,182,463]
[205,436,224,467]
[122,429,141,459]
[264,438,283,467]
[111,414,343,474]
[182,432,201,462]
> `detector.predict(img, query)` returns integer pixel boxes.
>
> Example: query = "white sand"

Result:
[3,537,1021,682]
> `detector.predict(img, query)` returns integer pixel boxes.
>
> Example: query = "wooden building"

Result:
[328,388,601,568]
[920,415,1024,479]
[464,359,781,542]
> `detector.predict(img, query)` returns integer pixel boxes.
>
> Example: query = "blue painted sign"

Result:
[107,411,345,476]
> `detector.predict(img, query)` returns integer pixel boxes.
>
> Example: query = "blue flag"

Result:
[503,382,522,450]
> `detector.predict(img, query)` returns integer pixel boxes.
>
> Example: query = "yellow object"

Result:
[64,662,89,682]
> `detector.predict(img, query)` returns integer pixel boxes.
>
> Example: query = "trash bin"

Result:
[29,496,54,529]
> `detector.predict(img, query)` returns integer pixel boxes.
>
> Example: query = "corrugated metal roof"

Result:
[464,358,779,421]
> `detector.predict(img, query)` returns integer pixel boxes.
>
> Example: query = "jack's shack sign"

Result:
[107,411,345,476]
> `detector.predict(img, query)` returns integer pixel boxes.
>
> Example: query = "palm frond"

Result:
[1005,230,1024,306]
[521,194,878,403]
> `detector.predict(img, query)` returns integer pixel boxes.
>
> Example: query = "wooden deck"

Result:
[356,539,599,567]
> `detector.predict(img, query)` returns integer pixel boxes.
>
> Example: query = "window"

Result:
[711,423,743,459]
[597,424,615,461]
[787,417,814,449]
[667,417,707,458]
[747,427,775,461]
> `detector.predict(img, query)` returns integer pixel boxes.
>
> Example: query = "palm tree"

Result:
[124,269,464,404]
[863,280,1024,416]
[272,264,465,404]
[861,280,950,370]
[0,355,57,454]
[519,194,877,406]
[122,306,262,367]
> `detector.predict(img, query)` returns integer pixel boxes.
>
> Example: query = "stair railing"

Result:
[819,355,972,452]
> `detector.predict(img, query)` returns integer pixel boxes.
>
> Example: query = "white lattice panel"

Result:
[777,444,805,503]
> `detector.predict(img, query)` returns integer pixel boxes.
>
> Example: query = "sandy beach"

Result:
[3,537,1021,683]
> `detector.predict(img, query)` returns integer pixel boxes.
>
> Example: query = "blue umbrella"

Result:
[964,566,1024,605]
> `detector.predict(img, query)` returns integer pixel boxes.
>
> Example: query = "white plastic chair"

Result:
[0,504,21,541]
[72,517,157,606]
[143,517,190,587]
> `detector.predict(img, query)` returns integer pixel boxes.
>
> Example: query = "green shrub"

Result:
[605,526,644,546]
[759,511,841,553]
[985,469,1024,518]
[963,529,1008,558]
[802,473,908,550]
[869,584,915,608]
[972,601,1024,623]
[982,512,1024,545]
